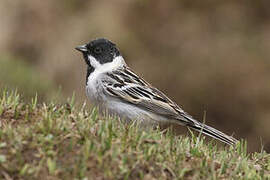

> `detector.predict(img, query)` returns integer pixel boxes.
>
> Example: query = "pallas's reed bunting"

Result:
[75,38,237,145]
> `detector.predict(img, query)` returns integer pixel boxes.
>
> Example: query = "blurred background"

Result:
[1,0,270,152]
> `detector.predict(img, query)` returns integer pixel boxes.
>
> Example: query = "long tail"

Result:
[184,117,238,146]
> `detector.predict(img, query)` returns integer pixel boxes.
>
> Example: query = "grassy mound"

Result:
[0,91,269,179]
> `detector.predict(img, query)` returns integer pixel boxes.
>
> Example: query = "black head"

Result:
[75,38,120,67]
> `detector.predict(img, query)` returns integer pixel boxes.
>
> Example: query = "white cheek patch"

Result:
[88,55,101,68]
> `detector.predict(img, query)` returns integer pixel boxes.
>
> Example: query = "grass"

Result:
[0,90,269,179]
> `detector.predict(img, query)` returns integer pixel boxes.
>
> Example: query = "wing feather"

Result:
[100,66,237,145]
[102,66,190,123]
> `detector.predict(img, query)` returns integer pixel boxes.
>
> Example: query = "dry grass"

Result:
[0,90,269,179]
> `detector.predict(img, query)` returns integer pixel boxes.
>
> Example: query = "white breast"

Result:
[86,56,125,104]
[85,56,170,127]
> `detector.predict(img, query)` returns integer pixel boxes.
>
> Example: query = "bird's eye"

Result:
[94,47,102,54]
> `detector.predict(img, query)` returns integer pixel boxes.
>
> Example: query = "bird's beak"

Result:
[75,44,87,52]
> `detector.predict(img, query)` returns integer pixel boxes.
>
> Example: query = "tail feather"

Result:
[183,117,238,145]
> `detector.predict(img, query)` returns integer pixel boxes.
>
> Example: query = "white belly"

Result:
[105,100,162,126]
[85,69,171,127]
[86,85,170,127]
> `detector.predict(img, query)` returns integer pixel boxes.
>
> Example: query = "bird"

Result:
[75,38,237,146]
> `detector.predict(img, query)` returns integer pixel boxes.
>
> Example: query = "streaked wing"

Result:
[101,66,237,145]
[101,66,191,124]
